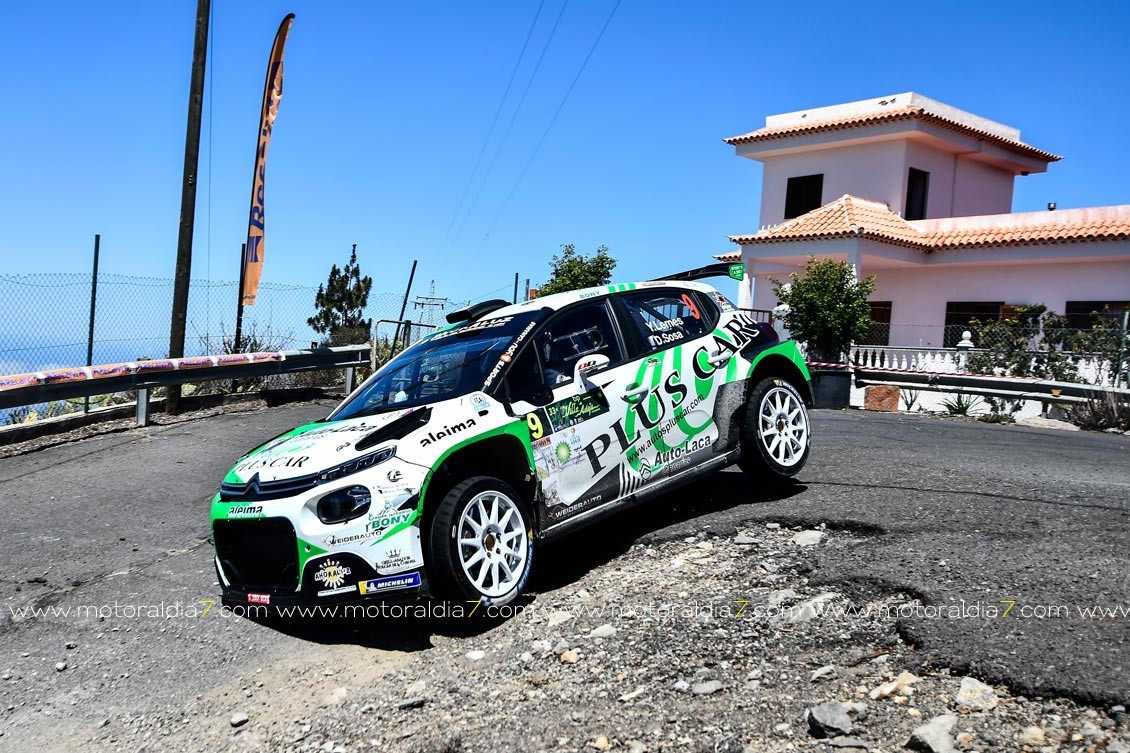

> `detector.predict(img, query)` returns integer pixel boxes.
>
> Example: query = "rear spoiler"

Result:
[446,298,511,324]
[652,262,745,283]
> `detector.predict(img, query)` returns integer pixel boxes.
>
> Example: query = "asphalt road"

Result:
[1,402,1127,748]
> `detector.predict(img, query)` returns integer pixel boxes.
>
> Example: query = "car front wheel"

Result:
[738,377,811,478]
[429,476,534,607]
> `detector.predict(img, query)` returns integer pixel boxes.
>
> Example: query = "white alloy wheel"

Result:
[758,385,809,468]
[456,490,529,599]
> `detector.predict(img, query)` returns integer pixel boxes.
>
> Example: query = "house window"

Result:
[905,168,929,220]
[944,301,1003,347]
[861,301,892,346]
[1064,301,1129,329]
[784,174,823,219]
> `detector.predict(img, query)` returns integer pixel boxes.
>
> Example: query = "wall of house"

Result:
[744,255,1130,348]
[872,260,1130,346]
[952,157,1015,216]
[757,137,1019,226]
[903,141,956,218]
[758,141,907,226]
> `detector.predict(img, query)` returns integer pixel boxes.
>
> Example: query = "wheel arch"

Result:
[747,353,813,407]
[418,427,537,545]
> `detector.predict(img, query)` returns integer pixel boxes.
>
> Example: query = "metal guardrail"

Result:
[0,344,371,426]
[854,367,1130,405]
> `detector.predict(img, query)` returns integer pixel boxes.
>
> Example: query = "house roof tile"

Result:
[716,197,1130,260]
[723,105,1061,162]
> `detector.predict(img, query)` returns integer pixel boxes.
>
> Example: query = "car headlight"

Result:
[317,485,372,524]
[317,445,396,483]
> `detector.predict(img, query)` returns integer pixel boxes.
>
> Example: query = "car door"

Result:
[503,299,646,526]
[607,287,729,491]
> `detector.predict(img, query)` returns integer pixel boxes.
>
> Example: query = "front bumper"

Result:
[215,548,430,609]
[211,456,431,607]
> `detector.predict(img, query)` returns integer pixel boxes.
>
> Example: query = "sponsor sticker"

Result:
[358,572,422,595]
[313,559,352,590]
[368,509,414,533]
[469,392,491,414]
[247,593,270,605]
[317,585,358,597]
[377,548,417,574]
[226,505,264,518]
[419,417,477,447]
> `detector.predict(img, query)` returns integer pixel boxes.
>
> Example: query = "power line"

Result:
[433,0,547,259]
[459,0,623,277]
[434,0,571,271]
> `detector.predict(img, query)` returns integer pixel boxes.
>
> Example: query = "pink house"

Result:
[716,93,1130,348]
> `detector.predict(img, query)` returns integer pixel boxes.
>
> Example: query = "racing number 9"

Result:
[527,412,544,439]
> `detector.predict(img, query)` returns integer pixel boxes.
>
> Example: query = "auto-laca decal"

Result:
[531,310,775,523]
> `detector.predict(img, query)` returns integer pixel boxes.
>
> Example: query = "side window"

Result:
[618,289,715,354]
[505,343,548,405]
[534,302,623,387]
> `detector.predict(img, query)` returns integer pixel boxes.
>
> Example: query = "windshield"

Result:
[330,310,543,420]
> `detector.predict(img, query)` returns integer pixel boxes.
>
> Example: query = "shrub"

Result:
[771,254,875,363]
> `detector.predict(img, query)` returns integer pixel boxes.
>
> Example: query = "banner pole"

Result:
[234,243,247,353]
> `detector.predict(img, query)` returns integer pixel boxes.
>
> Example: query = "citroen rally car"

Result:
[210,265,813,608]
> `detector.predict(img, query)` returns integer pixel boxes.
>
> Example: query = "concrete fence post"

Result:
[136,387,150,427]
[956,330,974,372]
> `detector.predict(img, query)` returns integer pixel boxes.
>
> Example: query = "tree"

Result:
[771,254,875,363]
[308,244,373,346]
[537,244,617,297]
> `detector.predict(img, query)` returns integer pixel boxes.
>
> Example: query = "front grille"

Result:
[213,518,299,591]
[220,472,320,502]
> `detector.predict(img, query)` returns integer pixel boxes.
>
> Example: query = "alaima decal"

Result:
[419,417,477,447]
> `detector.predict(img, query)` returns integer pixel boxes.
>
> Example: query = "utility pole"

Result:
[166,0,210,415]
[391,260,418,350]
[512,272,519,304]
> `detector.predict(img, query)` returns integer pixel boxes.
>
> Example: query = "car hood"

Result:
[225,408,422,484]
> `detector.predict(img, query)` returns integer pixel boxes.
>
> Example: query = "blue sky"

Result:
[1,0,1128,305]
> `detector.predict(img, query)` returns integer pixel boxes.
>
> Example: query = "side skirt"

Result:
[539,449,742,542]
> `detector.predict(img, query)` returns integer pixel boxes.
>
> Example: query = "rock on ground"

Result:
[906,714,957,753]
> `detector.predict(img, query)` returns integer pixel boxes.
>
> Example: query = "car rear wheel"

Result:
[429,476,533,606]
[739,377,811,478]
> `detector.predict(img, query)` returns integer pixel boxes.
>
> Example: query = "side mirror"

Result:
[573,353,611,390]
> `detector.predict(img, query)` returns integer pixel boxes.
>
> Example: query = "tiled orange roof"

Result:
[724,105,1061,162]
[717,197,1130,259]
[914,205,1130,249]
[725,195,925,250]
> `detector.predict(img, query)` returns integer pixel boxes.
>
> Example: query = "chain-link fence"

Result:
[0,272,494,426]
[0,272,482,376]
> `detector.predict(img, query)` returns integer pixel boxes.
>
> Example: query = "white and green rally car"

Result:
[211,268,812,608]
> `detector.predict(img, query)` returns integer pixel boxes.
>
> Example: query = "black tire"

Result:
[738,377,811,478]
[428,476,534,607]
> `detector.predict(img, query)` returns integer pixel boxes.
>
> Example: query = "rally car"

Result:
[211,266,812,608]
